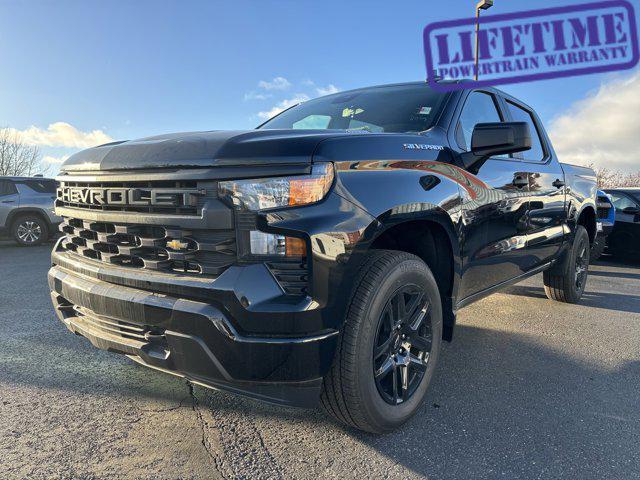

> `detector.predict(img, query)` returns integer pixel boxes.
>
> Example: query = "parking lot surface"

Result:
[1,243,639,479]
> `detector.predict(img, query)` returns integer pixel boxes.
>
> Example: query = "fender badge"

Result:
[403,143,444,151]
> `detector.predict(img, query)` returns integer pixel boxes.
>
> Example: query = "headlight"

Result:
[218,163,334,211]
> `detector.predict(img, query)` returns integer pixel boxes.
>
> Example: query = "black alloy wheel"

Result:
[543,225,590,303]
[320,250,443,433]
[373,286,433,405]
[574,242,589,292]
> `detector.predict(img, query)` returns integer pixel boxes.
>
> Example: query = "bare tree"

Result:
[586,163,640,189]
[0,127,49,177]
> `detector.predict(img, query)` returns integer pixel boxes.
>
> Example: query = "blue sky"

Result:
[1,0,639,173]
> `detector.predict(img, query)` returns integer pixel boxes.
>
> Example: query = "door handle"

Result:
[552,179,565,189]
[512,176,528,188]
[1,200,15,204]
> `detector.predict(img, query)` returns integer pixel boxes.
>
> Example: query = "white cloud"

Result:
[257,94,310,120]
[258,76,291,91]
[315,84,340,96]
[549,72,640,172]
[300,79,341,96]
[243,91,273,101]
[43,154,70,164]
[252,79,340,121]
[7,122,113,148]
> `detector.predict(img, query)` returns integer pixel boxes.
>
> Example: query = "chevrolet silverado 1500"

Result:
[49,82,597,433]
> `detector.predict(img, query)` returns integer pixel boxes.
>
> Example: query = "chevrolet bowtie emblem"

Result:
[166,239,189,250]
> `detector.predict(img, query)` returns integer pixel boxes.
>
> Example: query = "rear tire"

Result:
[543,225,590,303]
[11,214,48,246]
[320,250,442,433]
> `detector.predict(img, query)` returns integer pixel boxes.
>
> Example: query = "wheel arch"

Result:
[576,205,597,245]
[6,208,52,230]
[367,212,460,341]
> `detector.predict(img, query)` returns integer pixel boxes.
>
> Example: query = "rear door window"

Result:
[22,179,56,193]
[0,180,18,196]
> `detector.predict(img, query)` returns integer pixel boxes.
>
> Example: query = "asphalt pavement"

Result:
[1,242,639,479]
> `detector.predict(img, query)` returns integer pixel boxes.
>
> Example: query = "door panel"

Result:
[459,159,531,300]
[502,99,566,268]
[452,90,533,300]
[0,196,19,227]
[0,181,19,227]
[525,165,566,266]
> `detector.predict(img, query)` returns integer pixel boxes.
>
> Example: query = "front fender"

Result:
[253,159,470,338]
[332,159,464,250]
[331,160,468,303]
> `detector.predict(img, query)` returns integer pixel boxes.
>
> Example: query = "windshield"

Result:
[258,84,448,133]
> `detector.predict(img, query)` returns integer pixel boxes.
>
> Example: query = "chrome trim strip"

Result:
[55,205,203,224]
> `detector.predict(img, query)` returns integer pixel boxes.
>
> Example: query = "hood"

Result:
[60,129,357,172]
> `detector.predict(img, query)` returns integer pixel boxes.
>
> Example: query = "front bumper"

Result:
[48,257,339,408]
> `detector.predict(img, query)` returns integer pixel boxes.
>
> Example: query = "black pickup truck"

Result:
[49,82,597,433]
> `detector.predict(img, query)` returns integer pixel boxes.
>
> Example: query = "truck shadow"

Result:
[595,256,640,268]
[589,269,640,281]
[503,285,640,315]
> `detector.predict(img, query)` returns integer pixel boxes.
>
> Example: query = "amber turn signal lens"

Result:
[289,163,334,206]
[285,237,307,257]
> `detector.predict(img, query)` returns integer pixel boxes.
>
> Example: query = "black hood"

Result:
[60,129,357,172]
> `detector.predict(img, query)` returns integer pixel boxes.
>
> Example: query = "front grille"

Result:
[56,177,310,295]
[73,305,150,344]
[53,294,167,354]
[267,260,309,295]
[59,217,236,276]
[56,180,207,216]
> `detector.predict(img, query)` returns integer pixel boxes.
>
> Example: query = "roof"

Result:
[0,176,55,181]
[318,79,507,96]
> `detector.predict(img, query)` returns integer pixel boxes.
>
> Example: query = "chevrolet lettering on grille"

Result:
[57,186,203,207]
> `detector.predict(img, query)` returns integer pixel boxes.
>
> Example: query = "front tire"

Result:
[543,225,590,303]
[11,214,48,246]
[320,250,442,433]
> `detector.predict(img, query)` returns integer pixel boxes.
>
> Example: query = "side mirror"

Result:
[460,122,532,173]
[622,206,640,215]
